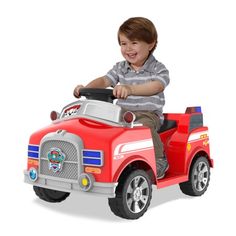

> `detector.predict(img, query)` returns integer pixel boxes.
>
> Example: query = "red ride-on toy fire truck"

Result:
[24,88,213,219]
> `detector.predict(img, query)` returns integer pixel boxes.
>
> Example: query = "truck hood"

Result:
[29,117,125,146]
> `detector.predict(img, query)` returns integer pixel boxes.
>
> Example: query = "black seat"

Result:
[158,119,177,133]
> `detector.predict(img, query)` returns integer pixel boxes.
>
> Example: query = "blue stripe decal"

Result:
[28,152,39,158]
[83,151,101,158]
[83,158,101,166]
[28,145,39,152]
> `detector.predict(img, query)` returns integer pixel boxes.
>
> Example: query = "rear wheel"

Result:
[33,186,70,202]
[108,169,152,219]
[179,156,210,196]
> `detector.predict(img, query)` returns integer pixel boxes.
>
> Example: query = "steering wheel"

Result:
[79,88,116,103]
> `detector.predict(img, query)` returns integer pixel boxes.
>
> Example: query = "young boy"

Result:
[74,17,170,179]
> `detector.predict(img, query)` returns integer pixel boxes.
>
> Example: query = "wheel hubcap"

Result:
[133,187,142,201]
[193,161,209,192]
[126,176,149,213]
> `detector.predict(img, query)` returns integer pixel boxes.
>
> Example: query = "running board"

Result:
[157,174,188,189]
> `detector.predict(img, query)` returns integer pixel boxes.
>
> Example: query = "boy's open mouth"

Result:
[126,53,137,59]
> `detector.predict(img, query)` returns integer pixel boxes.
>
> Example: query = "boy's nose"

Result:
[126,44,133,51]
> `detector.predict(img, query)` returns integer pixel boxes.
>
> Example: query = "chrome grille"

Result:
[39,140,78,180]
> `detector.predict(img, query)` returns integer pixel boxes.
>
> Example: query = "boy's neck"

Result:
[129,54,151,72]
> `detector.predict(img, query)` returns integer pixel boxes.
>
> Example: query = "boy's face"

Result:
[119,34,155,70]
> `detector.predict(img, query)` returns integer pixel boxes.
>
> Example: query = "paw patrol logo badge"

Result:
[47,148,65,173]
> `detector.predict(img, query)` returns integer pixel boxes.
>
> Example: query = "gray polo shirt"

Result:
[106,54,170,122]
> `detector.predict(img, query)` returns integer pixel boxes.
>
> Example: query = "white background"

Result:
[0,0,235,235]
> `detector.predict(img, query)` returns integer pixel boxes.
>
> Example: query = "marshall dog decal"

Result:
[47,148,65,173]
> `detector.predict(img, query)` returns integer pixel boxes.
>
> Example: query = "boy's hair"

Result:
[118,17,158,54]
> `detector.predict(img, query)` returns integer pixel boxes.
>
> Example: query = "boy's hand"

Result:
[113,85,132,99]
[73,85,84,98]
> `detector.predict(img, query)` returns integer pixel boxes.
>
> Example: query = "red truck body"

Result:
[24,89,213,219]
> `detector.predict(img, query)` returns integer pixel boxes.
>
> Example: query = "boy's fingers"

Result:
[113,88,117,97]
[74,88,79,97]
[121,89,126,98]
[73,85,84,98]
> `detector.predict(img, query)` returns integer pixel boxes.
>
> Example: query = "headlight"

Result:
[78,173,94,191]
[28,168,38,182]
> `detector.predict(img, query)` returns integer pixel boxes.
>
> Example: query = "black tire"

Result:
[33,186,70,203]
[179,156,210,196]
[108,169,152,219]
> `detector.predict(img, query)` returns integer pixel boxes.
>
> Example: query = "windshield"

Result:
[59,100,122,124]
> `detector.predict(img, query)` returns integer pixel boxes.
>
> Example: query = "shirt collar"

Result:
[122,54,156,74]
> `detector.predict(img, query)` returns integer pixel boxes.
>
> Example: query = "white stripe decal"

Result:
[114,139,153,158]
[188,131,209,142]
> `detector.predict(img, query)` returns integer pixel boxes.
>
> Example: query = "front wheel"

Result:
[33,186,70,203]
[179,156,210,196]
[108,169,152,219]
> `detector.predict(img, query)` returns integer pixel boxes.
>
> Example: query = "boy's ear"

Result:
[149,41,157,51]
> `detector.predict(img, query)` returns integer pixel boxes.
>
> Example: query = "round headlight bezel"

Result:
[78,173,94,191]
[28,167,38,182]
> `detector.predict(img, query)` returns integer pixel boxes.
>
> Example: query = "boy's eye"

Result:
[132,41,138,45]
[120,42,126,46]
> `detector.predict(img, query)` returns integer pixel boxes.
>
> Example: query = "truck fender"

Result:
[113,155,156,184]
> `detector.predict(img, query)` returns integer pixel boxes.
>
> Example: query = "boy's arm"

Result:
[86,76,112,88]
[74,76,112,98]
[113,81,164,99]
[130,81,164,95]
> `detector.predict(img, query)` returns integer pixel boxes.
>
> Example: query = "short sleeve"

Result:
[106,63,120,87]
[152,62,170,89]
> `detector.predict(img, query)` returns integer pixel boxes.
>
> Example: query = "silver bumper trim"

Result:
[24,170,118,198]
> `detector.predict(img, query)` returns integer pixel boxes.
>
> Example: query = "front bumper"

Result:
[24,170,118,198]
